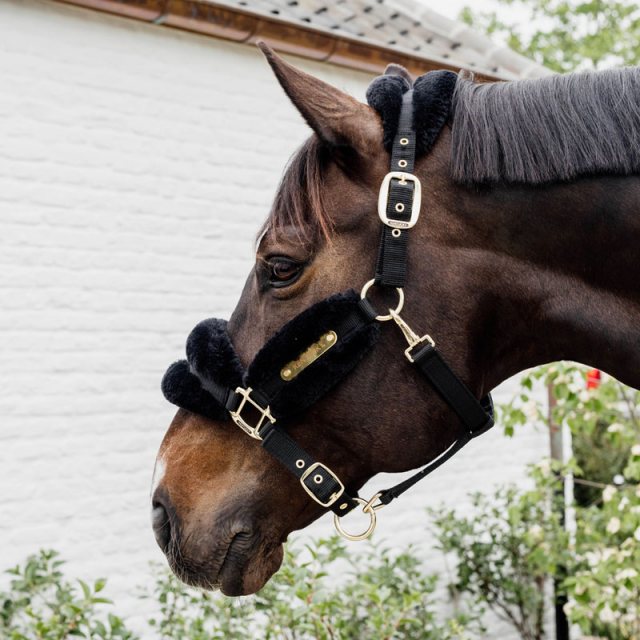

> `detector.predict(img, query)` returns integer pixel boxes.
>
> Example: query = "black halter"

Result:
[162,73,494,540]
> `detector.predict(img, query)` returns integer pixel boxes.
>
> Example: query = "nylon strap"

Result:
[261,425,359,515]
[375,90,417,288]
[379,390,493,506]
[410,343,494,435]
[378,343,493,505]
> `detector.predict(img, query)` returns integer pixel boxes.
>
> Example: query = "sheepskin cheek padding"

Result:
[246,291,380,419]
[161,360,230,421]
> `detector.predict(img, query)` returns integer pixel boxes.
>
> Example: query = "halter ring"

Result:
[360,279,404,321]
[333,493,384,541]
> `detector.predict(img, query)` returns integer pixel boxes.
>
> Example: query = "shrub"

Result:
[433,362,640,640]
[144,536,484,640]
[2,540,483,640]
[0,549,136,640]
[429,461,570,640]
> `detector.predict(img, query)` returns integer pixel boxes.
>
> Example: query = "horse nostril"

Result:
[151,500,172,552]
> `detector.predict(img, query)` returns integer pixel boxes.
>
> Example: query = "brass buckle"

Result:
[333,493,384,542]
[300,462,345,508]
[389,309,435,362]
[229,386,275,440]
[377,171,422,229]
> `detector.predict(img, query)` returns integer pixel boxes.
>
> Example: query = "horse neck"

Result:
[416,169,640,393]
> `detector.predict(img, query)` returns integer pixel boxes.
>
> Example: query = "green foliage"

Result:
[1,541,484,640]
[500,363,639,502]
[429,461,571,640]
[0,549,136,640]
[144,536,484,640]
[436,362,640,640]
[460,0,640,72]
[566,447,640,639]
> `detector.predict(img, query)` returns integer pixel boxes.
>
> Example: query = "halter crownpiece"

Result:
[162,69,494,541]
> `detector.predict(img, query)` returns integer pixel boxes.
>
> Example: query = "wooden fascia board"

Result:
[53,0,503,81]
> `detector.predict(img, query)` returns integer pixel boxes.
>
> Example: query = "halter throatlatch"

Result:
[162,70,494,542]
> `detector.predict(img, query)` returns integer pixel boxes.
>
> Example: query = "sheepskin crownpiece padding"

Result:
[366,67,458,156]
[366,70,411,151]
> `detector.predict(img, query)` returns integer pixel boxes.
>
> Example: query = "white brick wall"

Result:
[0,2,550,637]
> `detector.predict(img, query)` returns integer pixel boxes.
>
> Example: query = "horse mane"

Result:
[260,136,333,243]
[264,66,640,241]
[451,67,640,185]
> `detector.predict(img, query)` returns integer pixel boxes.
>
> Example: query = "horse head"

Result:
[151,45,498,596]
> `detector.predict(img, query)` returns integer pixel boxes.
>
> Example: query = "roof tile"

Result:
[211,0,550,79]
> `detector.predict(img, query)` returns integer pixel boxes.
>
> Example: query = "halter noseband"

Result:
[162,73,494,541]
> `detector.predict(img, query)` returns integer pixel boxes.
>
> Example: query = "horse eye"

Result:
[268,257,303,287]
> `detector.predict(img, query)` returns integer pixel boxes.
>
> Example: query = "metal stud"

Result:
[398,159,408,168]
[313,474,323,484]
[340,503,348,510]
[296,459,305,469]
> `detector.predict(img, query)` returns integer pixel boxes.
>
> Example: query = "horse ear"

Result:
[383,63,413,87]
[257,42,381,154]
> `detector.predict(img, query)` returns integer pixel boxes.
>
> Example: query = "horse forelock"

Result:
[259,136,334,245]
[450,66,640,185]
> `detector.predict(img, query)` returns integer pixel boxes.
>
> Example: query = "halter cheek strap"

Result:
[162,72,495,540]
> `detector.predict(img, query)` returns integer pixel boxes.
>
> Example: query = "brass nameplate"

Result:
[280,331,337,381]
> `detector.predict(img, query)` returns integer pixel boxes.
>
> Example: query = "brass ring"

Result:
[360,279,404,322]
[333,498,377,541]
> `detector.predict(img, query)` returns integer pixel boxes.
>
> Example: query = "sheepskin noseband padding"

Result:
[162,291,380,423]
[367,68,458,156]
[162,318,244,421]
[245,291,380,419]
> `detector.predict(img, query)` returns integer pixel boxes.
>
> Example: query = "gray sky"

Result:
[415,0,533,42]
[416,0,530,25]
[418,0,475,20]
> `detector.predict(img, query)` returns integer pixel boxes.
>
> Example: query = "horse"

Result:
[151,43,640,596]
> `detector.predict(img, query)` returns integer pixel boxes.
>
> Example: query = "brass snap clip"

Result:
[333,493,384,541]
[389,309,435,362]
